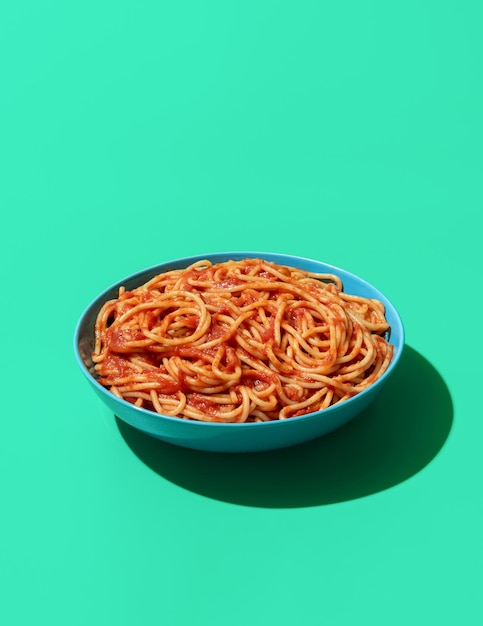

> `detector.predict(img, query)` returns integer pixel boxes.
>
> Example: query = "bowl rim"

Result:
[73,251,405,429]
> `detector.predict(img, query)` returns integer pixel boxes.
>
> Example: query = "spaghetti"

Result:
[92,258,393,422]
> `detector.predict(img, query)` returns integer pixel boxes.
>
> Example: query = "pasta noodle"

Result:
[92,258,393,422]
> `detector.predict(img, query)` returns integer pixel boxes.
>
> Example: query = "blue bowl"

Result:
[73,252,404,452]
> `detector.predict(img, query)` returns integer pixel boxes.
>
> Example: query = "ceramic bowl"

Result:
[74,252,404,452]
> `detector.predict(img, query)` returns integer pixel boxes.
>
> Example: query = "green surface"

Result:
[1,1,482,624]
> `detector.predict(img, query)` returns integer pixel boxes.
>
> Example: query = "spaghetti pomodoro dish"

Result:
[92,258,394,423]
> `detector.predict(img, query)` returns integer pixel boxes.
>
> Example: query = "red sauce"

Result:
[187,394,219,416]
[260,319,275,343]
[181,314,200,329]
[171,346,211,361]
[205,321,228,343]
[288,307,309,329]
[216,345,239,374]
[284,386,301,401]
[238,289,260,306]
[143,367,188,394]
[214,277,245,289]
[102,354,132,378]
[108,328,145,353]
[242,368,277,389]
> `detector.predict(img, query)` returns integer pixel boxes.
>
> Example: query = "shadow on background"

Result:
[116,345,453,508]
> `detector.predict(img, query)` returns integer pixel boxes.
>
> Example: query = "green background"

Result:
[1,1,482,624]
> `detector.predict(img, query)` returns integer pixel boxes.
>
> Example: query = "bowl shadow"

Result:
[115,345,453,508]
